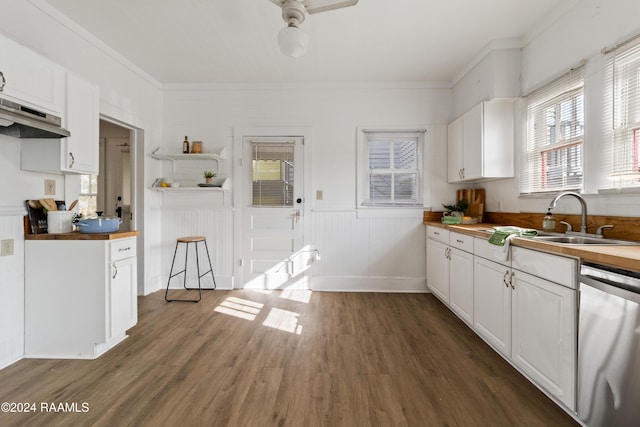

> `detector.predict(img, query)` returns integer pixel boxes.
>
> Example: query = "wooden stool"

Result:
[164,236,216,302]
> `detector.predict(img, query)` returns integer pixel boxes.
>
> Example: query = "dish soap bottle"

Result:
[542,209,556,231]
[182,135,190,154]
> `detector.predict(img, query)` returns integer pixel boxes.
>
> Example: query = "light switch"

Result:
[316,190,323,200]
[1,239,14,256]
[44,179,56,195]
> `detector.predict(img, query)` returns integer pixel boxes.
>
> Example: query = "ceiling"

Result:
[44,0,570,86]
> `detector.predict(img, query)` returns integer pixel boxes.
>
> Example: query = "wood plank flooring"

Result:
[0,290,578,426]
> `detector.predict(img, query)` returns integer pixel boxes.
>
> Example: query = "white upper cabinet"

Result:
[21,72,100,175]
[62,72,100,174]
[447,99,514,183]
[0,34,64,114]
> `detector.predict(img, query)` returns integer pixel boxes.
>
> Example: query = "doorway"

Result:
[233,127,314,290]
[98,120,132,230]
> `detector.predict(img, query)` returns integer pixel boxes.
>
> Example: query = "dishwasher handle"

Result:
[579,274,640,305]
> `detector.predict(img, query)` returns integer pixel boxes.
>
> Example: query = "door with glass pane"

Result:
[242,137,305,289]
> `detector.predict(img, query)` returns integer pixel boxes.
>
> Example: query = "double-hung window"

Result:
[362,130,424,206]
[606,36,640,188]
[521,67,584,194]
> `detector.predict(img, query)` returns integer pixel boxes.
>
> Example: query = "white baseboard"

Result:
[310,276,427,293]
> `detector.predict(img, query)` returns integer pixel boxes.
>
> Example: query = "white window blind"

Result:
[364,131,423,206]
[604,36,640,189]
[521,66,584,194]
[251,142,294,207]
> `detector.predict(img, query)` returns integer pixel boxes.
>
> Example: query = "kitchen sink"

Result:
[533,235,640,245]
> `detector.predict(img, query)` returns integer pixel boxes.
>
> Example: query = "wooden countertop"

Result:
[25,230,140,241]
[425,221,640,273]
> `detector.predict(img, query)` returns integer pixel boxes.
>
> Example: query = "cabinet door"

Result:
[462,103,483,180]
[473,256,511,356]
[427,239,449,303]
[63,72,99,174]
[511,271,576,410]
[449,248,474,325]
[447,116,463,183]
[108,257,138,340]
[0,34,64,114]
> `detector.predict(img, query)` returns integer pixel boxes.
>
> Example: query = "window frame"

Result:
[604,38,640,189]
[357,128,425,208]
[521,66,584,195]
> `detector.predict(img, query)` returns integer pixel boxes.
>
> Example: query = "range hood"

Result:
[0,97,70,138]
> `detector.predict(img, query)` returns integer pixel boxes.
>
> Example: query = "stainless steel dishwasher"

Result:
[578,262,640,427]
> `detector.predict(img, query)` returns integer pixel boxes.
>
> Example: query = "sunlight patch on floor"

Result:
[280,288,312,303]
[262,308,303,335]
[214,297,264,321]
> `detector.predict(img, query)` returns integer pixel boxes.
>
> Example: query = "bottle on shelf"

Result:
[182,136,190,154]
[542,208,556,231]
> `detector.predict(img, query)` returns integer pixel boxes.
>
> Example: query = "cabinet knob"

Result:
[68,152,75,168]
[0,71,5,92]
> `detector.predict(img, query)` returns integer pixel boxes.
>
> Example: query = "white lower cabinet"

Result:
[25,237,137,359]
[472,237,577,412]
[426,227,474,325]
[473,256,512,356]
[449,247,474,325]
[426,237,450,302]
[511,251,577,411]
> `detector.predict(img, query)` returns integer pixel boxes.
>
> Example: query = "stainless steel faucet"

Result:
[549,191,588,234]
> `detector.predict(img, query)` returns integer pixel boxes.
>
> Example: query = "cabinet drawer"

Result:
[511,246,577,288]
[449,232,473,252]
[474,237,510,265]
[110,238,136,262]
[427,226,449,244]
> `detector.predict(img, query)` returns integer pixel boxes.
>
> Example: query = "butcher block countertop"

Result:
[425,221,640,273]
[25,230,140,241]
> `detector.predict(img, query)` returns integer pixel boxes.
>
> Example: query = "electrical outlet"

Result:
[44,179,56,195]
[1,239,14,256]
[316,190,323,201]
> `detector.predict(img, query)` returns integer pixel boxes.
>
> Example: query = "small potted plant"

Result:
[442,198,469,217]
[203,171,216,184]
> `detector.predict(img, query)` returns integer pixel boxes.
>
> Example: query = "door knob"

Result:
[296,198,302,204]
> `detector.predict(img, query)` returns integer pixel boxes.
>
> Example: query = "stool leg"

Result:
[182,241,189,290]
[183,242,203,300]
[202,240,216,289]
[184,240,215,291]
[164,242,180,302]
[165,241,201,303]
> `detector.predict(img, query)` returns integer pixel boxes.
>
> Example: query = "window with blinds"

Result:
[251,142,294,207]
[364,131,423,206]
[521,67,584,194]
[606,36,640,188]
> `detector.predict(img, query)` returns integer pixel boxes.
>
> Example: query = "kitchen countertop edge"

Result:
[425,221,640,273]
[25,230,140,241]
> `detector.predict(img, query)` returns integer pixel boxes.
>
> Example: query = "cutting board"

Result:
[25,200,66,234]
[457,189,485,222]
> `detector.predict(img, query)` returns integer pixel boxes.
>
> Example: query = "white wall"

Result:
[459,0,640,217]
[162,84,452,291]
[0,0,163,369]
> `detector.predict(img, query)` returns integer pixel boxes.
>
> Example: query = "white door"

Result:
[474,256,512,356]
[242,137,306,289]
[511,270,576,410]
[449,247,474,325]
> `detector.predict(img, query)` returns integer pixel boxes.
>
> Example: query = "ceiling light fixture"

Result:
[270,0,359,58]
[277,0,308,57]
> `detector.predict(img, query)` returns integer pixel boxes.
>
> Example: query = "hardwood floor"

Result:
[0,290,578,426]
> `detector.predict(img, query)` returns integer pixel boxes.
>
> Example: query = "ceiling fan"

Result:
[269,0,359,58]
